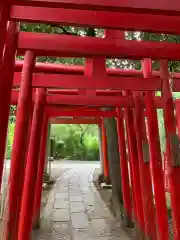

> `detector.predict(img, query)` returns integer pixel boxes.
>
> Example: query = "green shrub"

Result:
[51,124,100,161]
[6,123,15,159]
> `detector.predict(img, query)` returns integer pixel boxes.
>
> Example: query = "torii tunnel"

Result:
[1,0,180,239]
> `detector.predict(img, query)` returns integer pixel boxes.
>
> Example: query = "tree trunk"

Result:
[104,117,123,219]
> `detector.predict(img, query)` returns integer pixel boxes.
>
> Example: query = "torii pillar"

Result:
[5,51,35,240]
[0,21,19,192]
[33,114,49,229]
[18,88,46,240]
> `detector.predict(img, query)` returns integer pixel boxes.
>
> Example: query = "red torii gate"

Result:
[49,117,102,125]
[1,1,180,240]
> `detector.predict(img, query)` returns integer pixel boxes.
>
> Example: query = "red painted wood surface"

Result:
[15,0,180,15]
[171,78,180,92]
[18,88,46,240]
[161,60,180,240]
[15,100,34,230]
[12,89,125,98]
[47,108,117,118]
[33,114,48,228]
[124,95,145,233]
[17,32,180,60]
[10,89,164,109]
[0,22,18,192]
[11,88,162,98]
[14,60,180,80]
[49,117,101,125]
[47,106,101,112]
[116,108,132,225]
[13,72,162,91]
[15,60,85,74]
[47,94,133,107]
[84,57,106,94]
[47,94,163,108]
[133,93,157,239]
[143,59,169,240]
[10,90,131,107]
[5,51,35,240]
[11,6,180,35]
[13,70,180,92]
[0,4,9,63]
[13,60,180,92]
[48,89,122,96]
[176,101,180,137]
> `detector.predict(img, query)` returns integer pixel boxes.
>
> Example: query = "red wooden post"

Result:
[84,57,106,96]
[101,119,110,183]
[5,51,35,240]
[33,114,48,229]
[176,100,180,136]
[25,101,35,157]
[18,88,46,240]
[0,4,10,62]
[161,59,180,240]
[15,100,34,230]
[0,21,18,191]
[143,59,169,240]
[133,93,157,239]
[126,153,137,222]
[123,99,145,235]
[176,102,180,136]
[116,107,132,227]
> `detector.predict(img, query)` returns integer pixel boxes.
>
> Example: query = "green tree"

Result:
[50,124,99,160]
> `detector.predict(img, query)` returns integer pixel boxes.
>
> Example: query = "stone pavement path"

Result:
[32,164,130,240]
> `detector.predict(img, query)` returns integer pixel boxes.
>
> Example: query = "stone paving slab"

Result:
[32,166,130,240]
[71,212,89,229]
[70,202,86,212]
[51,209,70,222]
[54,200,69,209]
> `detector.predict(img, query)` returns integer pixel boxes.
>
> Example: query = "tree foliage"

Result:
[50,124,99,160]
